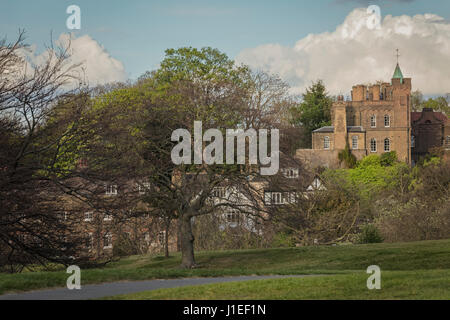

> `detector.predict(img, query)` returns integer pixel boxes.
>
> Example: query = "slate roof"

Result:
[313,126,365,133]
[313,126,334,133]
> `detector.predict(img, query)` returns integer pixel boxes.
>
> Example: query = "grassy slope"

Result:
[1,239,449,295]
[108,270,450,300]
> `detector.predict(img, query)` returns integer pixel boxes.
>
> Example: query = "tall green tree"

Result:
[135,47,267,268]
[290,80,332,148]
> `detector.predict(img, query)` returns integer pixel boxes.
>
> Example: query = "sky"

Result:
[1,0,450,95]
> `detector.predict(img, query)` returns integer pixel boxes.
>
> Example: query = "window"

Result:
[370,115,376,128]
[384,115,390,127]
[352,136,358,150]
[158,231,166,245]
[324,136,330,150]
[446,136,450,150]
[87,233,94,249]
[58,211,69,221]
[105,184,118,196]
[138,182,150,195]
[370,138,377,153]
[283,168,299,179]
[212,187,226,198]
[272,192,283,205]
[84,211,93,222]
[104,214,113,221]
[265,192,293,205]
[384,138,390,152]
[103,233,113,249]
[411,135,415,148]
[226,210,240,224]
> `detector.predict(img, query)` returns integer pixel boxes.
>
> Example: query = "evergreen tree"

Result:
[290,80,332,148]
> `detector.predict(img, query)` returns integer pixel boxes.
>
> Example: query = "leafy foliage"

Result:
[290,80,332,147]
[338,141,357,168]
[356,224,383,244]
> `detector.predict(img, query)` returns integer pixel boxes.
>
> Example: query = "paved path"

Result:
[0,275,317,300]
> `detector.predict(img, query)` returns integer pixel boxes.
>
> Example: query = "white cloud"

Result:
[236,8,450,95]
[21,33,127,87]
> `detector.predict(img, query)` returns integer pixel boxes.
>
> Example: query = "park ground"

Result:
[0,239,449,299]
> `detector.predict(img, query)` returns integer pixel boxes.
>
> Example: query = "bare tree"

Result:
[0,31,93,271]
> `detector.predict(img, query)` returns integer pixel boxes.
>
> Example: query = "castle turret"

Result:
[391,60,412,164]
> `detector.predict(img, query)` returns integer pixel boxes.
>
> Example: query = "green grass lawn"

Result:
[1,239,449,297]
[106,270,450,300]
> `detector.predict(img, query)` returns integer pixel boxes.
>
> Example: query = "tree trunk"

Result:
[164,218,170,258]
[179,215,196,268]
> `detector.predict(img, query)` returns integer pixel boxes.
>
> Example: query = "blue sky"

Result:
[1,0,450,94]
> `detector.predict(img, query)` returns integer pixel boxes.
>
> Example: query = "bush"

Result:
[380,151,397,166]
[271,232,296,247]
[356,224,383,244]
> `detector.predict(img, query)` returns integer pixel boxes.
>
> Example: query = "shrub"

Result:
[271,232,296,248]
[356,224,383,244]
[380,151,397,166]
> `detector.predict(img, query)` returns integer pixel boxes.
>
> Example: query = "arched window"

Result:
[352,136,358,150]
[370,115,376,128]
[324,136,330,150]
[370,138,377,152]
[384,138,390,152]
[384,115,390,127]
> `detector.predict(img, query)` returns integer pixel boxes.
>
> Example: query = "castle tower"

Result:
[333,96,347,150]
[391,54,412,164]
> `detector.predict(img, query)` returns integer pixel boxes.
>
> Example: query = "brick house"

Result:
[411,108,450,164]
[296,62,413,168]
